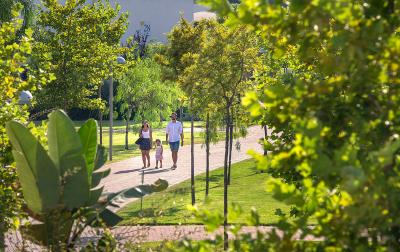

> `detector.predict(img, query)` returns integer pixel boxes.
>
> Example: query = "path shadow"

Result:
[114,168,142,174]
[143,168,171,175]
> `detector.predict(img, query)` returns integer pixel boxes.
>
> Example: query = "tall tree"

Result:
[32,0,132,113]
[155,17,207,206]
[182,20,260,250]
[116,56,180,150]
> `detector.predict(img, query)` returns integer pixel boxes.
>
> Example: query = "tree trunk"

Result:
[180,105,183,123]
[99,84,102,145]
[264,125,268,156]
[160,105,163,122]
[205,112,210,197]
[227,117,233,185]
[191,98,195,206]
[223,105,230,251]
[125,107,130,150]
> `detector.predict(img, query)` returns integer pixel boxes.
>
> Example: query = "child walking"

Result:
[154,138,163,168]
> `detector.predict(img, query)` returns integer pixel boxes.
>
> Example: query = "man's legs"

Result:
[172,151,178,164]
[169,141,180,169]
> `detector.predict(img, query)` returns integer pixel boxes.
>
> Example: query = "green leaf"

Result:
[48,110,83,175]
[111,179,169,203]
[91,169,111,189]
[60,155,89,210]
[88,209,122,227]
[245,207,260,226]
[93,145,107,172]
[6,121,60,214]
[77,119,98,183]
[85,187,104,207]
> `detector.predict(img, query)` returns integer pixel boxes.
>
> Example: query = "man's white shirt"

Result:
[166,121,182,142]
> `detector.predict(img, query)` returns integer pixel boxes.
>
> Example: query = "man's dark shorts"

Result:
[169,141,180,151]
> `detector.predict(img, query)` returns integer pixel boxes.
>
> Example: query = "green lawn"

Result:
[32,120,214,164]
[100,130,217,164]
[117,159,297,226]
[33,119,205,131]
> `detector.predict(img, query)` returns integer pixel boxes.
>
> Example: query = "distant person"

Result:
[139,120,153,169]
[154,138,163,169]
[166,112,183,170]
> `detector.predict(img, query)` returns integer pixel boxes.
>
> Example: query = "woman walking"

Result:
[139,120,153,169]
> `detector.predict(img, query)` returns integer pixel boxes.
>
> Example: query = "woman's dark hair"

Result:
[141,120,150,129]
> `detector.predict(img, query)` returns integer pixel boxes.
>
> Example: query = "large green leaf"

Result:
[60,155,89,210]
[85,187,104,207]
[111,179,169,203]
[93,145,107,172]
[48,110,82,175]
[88,209,122,227]
[6,121,60,214]
[77,119,98,184]
[91,168,110,189]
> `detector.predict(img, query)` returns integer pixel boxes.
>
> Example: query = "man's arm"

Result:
[180,133,184,146]
[180,123,183,146]
[166,123,169,145]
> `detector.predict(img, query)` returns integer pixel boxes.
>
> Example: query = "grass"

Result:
[32,119,206,130]
[32,120,216,164]
[100,130,219,164]
[117,158,298,226]
[123,240,224,252]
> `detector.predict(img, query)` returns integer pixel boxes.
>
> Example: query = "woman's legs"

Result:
[141,150,146,168]
[145,150,150,167]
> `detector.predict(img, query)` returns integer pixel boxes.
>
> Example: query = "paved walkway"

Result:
[96,125,268,210]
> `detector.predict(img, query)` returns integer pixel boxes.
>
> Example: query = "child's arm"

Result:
[161,145,163,155]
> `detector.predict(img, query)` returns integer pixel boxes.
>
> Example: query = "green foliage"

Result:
[117,54,180,123]
[6,109,169,249]
[0,4,53,237]
[0,0,35,43]
[32,0,133,113]
[197,0,400,251]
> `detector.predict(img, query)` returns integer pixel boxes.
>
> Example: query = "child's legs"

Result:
[156,160,159,167]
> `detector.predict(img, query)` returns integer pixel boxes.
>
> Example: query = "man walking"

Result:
[166,112,183,170]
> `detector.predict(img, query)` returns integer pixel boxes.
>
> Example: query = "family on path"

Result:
[137,112,183,170]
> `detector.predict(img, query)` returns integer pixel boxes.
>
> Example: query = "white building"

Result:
[33,0,197,43]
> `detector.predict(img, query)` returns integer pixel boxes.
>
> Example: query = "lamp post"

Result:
[109,56,126,161]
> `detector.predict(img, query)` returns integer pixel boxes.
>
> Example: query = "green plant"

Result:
[6,110,168,250]
[32,0,134,113]
[199,0,400,251]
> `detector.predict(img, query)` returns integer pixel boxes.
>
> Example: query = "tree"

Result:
[155,17,207,207]
[0,0,35,43]
[199,0,400,251]
[32,0,132,113]
[0,4,53,247]
[181,19,260,250]
[116,56,180,150]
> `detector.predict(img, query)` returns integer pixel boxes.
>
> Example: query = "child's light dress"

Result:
[155,145,163,161]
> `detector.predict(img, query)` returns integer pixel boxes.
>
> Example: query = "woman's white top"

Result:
[142,129,150,138]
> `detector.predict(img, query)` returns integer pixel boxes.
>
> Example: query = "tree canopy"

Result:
[32,0,133,113]
[192,0,400,250]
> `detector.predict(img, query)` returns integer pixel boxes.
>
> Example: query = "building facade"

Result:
[33,0,195,43]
